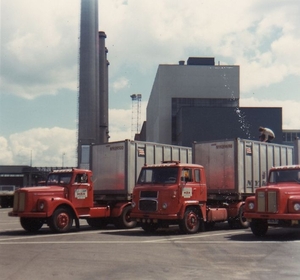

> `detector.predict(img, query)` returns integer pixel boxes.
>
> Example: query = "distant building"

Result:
[146,57,240,145]
[143,57,285,146]
[282,129,300,145]
[0,166,48,188]
[0,166,74,188]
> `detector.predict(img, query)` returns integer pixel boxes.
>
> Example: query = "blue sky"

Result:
[1,0,300,167]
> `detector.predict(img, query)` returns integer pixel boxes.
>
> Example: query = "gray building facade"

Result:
[176,107,282,146]
[144,57,287,147]
[146,57,240,145]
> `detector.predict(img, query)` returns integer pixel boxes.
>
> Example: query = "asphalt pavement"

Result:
[1,208,300,280]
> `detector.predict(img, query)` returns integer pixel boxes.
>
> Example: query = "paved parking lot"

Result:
[1,208,300,280]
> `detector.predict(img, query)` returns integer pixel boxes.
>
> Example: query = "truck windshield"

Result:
[46,173,72,185]
[269,169,300,184]
[137,167,178,184]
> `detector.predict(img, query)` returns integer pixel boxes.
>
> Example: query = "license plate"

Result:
[268,219,279,225]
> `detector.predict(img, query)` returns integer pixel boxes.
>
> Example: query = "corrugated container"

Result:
[91,140,192,200]
[192,138,294,197]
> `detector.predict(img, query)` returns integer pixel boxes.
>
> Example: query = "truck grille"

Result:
[257,190,278,213]
[139,199,157,212]
[13,192,26,212]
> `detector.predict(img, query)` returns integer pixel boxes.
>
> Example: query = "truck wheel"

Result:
[238,204,249,228]
[20,217,44,232]
[228,205,249,229]
[141,223,159,233]
[250,219,268,237]
[49,207,73,233]
[179,208,200,234]
[114,205,137,229]
[87,218,108,229]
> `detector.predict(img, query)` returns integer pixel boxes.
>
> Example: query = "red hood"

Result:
[260,184,300,196]
[19,186,65,193]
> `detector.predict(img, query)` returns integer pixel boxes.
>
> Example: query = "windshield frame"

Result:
[137,167,179,184]
[46,173,73,186]
[269,169,300,184]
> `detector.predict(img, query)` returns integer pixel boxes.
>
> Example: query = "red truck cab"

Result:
[130,161,209,234]
[244,165,300,236]
[8,168,112,233]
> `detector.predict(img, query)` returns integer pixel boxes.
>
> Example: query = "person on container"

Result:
[259,127,275,143]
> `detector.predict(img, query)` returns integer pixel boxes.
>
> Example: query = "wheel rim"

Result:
[187,212,198,230]
[56,212,70,229]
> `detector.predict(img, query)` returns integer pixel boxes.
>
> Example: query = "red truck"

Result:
[244,164,300,236]
[131,161,211,233]
[8,168,130,233]
[130,139,295,234]
[9,140,191,233]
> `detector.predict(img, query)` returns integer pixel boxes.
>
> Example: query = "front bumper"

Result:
[130,211,179,221]
[244,212,300,220]
[8,211,47,218]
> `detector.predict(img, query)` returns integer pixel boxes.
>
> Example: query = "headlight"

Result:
[162,202,168,209]
[131,202,136,208]
[294,203,300,211]
[248,202,255,210]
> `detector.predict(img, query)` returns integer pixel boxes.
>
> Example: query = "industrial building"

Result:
[142,57,285,146]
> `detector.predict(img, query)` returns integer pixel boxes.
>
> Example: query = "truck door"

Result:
[70,173,93,208]
[181,168,203,201]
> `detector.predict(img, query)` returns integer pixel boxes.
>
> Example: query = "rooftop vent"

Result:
[187,57,215,66]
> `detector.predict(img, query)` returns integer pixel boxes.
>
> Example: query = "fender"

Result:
[178,200,203,220]
[227,201,245,219]
[110,202,132,217]
[37,197,79,218]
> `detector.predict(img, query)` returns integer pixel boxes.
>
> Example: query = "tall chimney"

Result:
[98,31,109,143]
[78,0,99,167]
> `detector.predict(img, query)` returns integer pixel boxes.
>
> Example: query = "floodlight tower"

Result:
[130,94,142,139]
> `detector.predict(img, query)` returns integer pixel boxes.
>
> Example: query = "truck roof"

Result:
[51,168,91,173]
[143,161,203,169]
[270,165,300,170]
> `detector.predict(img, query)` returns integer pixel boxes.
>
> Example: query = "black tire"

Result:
[87,218,109,229]
[228,205,250,229]
[114,205,137,229]
[141,223,159,233]
[20,217,44,232]
[49,207,73,233]
[250,219,268,237]
[238,204,249,228]
[179,208,200,234]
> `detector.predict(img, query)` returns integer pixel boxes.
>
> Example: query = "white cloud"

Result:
[1,0,80,99]
[0,137,14,165]
[112,77,129,92]
[98,0,300,94]
[1,127,77,167]
[2,0,300,98]
[0,103,147,166]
